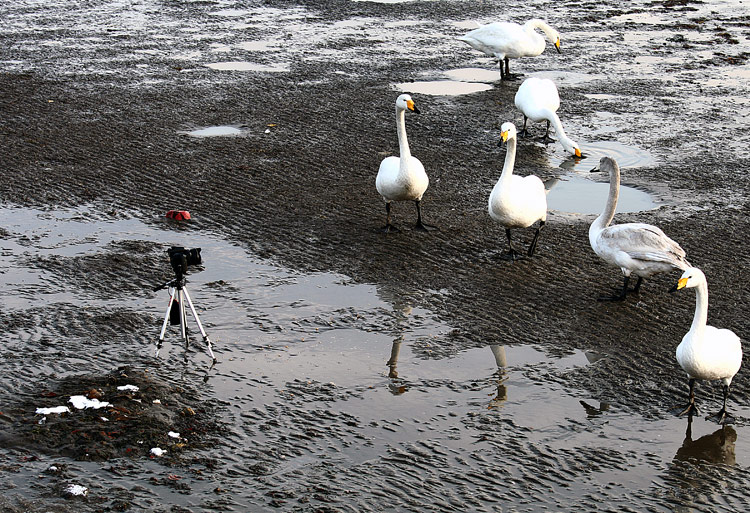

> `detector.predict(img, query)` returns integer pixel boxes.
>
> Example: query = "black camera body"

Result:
[168,246,202,278]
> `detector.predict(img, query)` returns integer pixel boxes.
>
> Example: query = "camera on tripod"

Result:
[167,246,202,278]
[156,246,215,362]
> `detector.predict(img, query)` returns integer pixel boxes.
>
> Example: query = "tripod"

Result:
[155,273,215,362]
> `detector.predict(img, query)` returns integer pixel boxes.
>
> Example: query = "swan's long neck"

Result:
[498,136,517,186]
[690,281,709,341]
[525,19,557,43]
[396,107,411,165]
[546,112,577,153]
[591,161,619,233]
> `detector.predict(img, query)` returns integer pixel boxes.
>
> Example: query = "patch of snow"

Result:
[35,405,70,415]
[168,431,180,438]
[69,395,111,410]
[117,384,139,392]
[65,484,88,496]
[150,447,166,457]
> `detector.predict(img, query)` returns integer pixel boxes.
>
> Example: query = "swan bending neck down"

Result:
[514,77,581,157]
[375,94,435,233]
[589,156,689,300]
[488,122,547,260]
[457,19,561,80]
[670,267,742,424]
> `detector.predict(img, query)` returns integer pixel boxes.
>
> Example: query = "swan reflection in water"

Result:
[674,415,737,466]
[488,344,509,409]
[386,335,408,395]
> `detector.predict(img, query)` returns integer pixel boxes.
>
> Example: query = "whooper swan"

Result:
[458,19,561,80]
[589,156,690,300]
[488,122,547,260]
[514,77,581,157]
[376,94,435,233]
[670,267,742,424]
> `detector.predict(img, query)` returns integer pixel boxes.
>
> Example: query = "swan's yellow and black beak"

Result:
[669,277,689,293]
[555,39,561,54]
[575,147,582,158]
[498,129,509,148]
[407,99,420,114]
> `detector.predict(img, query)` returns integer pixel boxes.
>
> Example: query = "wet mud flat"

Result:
[1,0,750,511]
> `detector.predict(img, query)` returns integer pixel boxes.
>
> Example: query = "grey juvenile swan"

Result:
[589,156,690,300]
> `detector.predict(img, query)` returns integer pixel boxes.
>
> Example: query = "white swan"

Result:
[457,19,561,80]
[589,156,690,300]
[671,267,742,424]
[514,77,581,157]
[489,122,547,259]
[376,94,434,232]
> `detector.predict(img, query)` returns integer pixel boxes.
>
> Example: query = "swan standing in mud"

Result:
[589,156,690,300]
[514,77,582,157]
[489,122,547,259]
[670,267,742,424]
[457,19,561,80]
[376,94,435,233]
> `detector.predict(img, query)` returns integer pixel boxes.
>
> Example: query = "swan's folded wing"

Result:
[600,223,688,263]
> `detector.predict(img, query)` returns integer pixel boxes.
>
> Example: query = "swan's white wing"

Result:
[515,77,560,114]
[459,22,535,58]
[599,223,688,266]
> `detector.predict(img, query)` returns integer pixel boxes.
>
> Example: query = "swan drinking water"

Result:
[458,19,561,80]
[589,156,690,300]
[670,267,742,424]
[376,94,434,233]
[488,122,547,259]
[514,77,581,157]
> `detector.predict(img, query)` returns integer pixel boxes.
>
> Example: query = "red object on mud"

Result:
[165,210,191,220]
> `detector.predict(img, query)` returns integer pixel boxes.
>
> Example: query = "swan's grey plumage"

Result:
[589,156,689,300]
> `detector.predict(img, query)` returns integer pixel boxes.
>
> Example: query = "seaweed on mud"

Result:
[0,366,226,462]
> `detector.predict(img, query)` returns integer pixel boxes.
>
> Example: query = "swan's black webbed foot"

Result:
[597,289,628,302]
[672,402,699,417]
[597,276,632,302]
[538,135,556,145]
[706,408,734,425]
[414,221,438,232]
[380,224,401,234]
[499,248,524,261]
[517,128,532,138]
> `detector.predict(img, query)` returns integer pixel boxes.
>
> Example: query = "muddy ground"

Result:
[1,0,750,511]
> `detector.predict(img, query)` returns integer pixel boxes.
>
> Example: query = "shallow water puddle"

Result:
[395,80,492,96]
[395,68,501,96]
[205,61,289,72]
[444,67,502,83]
[546,174,657,214]
[2,203,750,509]
[181,125,243,137]
[549,139,657,170]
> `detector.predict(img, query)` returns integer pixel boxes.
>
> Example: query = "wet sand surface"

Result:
[1,0,750,510]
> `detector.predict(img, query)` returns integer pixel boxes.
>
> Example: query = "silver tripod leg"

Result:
[156,287,179,357]
[181,287,216,361]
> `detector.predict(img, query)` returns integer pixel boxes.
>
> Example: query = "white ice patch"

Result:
[150,447,166,457]
[65,484,88,496]
[117,384,139,392]
[69,395,111,410]
[35,405,70,415]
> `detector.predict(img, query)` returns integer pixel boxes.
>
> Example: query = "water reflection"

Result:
[385,336,409,395]
[674,416,737,466]
[488,344,508,409]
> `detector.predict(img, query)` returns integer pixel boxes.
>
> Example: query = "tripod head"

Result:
[153,246,202,292]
